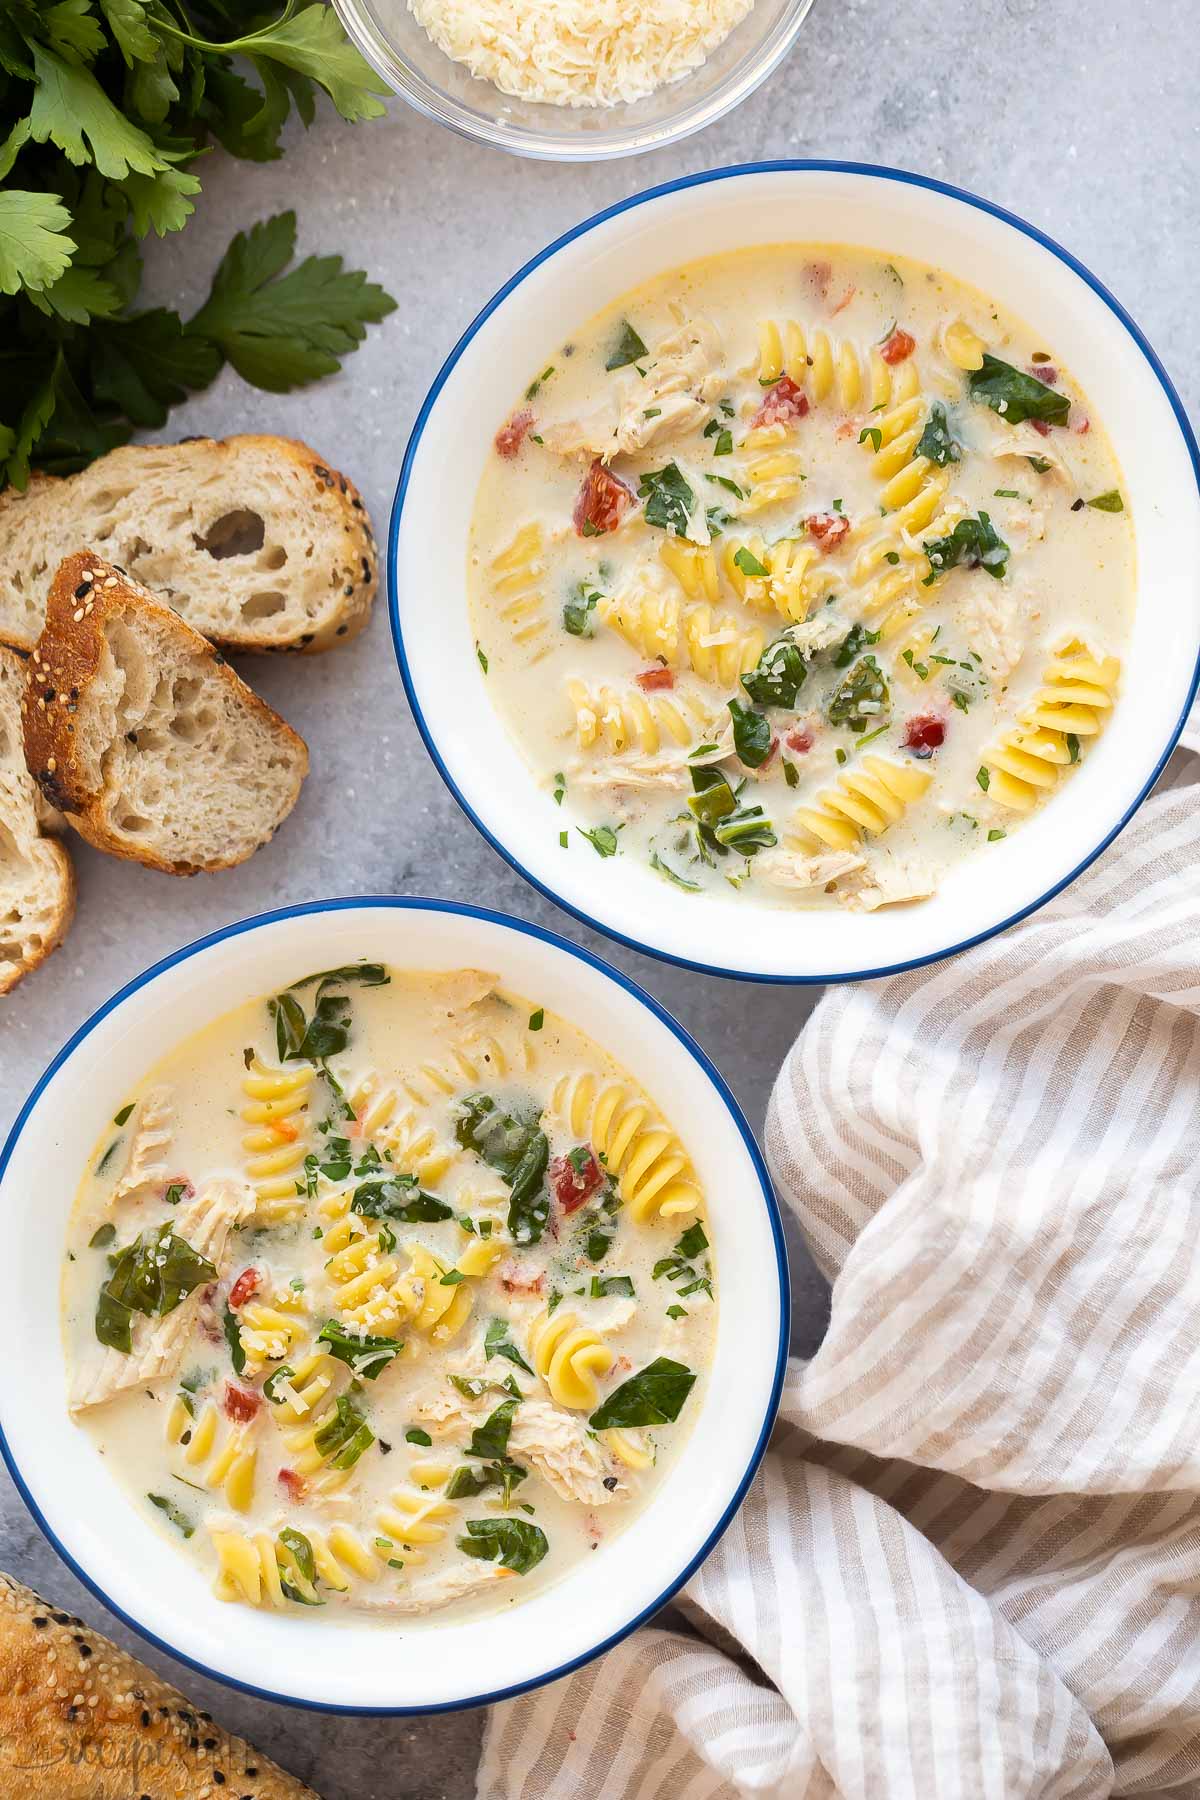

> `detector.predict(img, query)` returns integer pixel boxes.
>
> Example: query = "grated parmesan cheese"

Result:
[407,0,757,109]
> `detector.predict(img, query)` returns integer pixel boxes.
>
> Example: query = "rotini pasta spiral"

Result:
[981,640,1120,812]
[942,318,987,371]
[265,1347,338,1422]
[755,319,921,410]
[598,588,764,689]
[376,1488,455,1562]
[604,1428,654,1471]
[241,1057,313,1226]
[659,537,719,603]
[167,1397,257,1512]
[527,1309,613,1410]
[278,1392,371,1494]
[787,756,933,853]
[721,533,833,623]
[348,1074,456,1186]
[567,679,717,757]
[395,1031,535,1109]
[489,522,550,664]
[738,446,806,512]
[236,1288,307,1374]
[211,1523,381,1607]
[551,1072,701,1223]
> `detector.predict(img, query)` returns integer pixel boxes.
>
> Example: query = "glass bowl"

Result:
[332,0,818,160]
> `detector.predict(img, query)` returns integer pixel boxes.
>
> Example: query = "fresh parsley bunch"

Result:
[0,1,396,490]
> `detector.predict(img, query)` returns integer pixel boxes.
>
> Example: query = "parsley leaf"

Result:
[638,463,695,537]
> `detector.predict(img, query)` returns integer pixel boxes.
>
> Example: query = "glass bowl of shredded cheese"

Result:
[333,0,817,159]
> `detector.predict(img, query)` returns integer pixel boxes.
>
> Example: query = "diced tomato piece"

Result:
[494,409,534,459]
[903,713,946,757]
[786,726,814,753]
[573,459,634,537]
[880,327,916,366]
[550,1149,604,1214]
[752,373,810,430]
[228,1267,262,1310]
[278,1467,306,1501]
[223,1383,261,1423]
[1074,416,1090,435]
[831,284,856,315]
[270,1118,300,1143]
[806,512,851,552]
[1030,418,1052,438]
[499,1259,545,1296]
[805,259,832,300]
[635,667,674,692]
[1028,364,1058,385]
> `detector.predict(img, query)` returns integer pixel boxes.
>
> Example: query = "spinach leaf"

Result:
[563,581,601,636]
[915,402,961,466]
[89,1223,115,1249]
[148,1494,194,1539]
[289,964,390,993]
[827,656,890,731]
[688,766,737,828]
[590,1275,635,1298]
[223,1302,246,1376]
[458,1517,549,1575]
[605,320,648,371]
[313,1395,375,1470]
[278,1527,322,1605]
[923,512,1009,582]
[263,1364,296,1404]
[446,1460,527,1505]
[728,699,772,769]
[832,623,881,668]
[95,1224,217,1354]
[638,463,695,537]
[741,637,807,709]
[676,1222,708,1258]
[968,354,1070,427]
[350,1175,453,1223]
[484,1317,534,1376]
[686,766,775,855]
[588,1357,697,1430]
[712,806,776,854]
[454,1095,550,1245]
[466,1398,519,1461]
[578,824,622,858]
[653,1222,714,1298]
[317,1319,403,1379]
[269,964,388,1074]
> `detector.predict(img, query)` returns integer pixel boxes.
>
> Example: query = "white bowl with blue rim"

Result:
[390,161,1200,984]
[0,898,786,1713]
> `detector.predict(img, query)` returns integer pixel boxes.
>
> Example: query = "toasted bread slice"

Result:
[0,1571,319,1798]
[0,435,377,655]
[23,553,309,875]
[0,645,74,994]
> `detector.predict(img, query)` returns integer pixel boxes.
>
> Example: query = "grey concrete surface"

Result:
[0,0,1195,1792]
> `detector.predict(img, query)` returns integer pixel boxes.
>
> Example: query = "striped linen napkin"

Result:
[478,725,1200,1800]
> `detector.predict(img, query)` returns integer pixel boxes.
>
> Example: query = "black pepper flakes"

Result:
[73,581,92,600]
[141,1710,151,1727]
[1071,497,1085,512]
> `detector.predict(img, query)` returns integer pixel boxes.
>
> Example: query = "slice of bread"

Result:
[0,435,377,655]
[23,552,309,875]
[0,645,74,994]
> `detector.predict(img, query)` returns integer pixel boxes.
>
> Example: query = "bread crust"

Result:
[0,1571,319,1799]
[0,645,75,995]
[0,436,377,655]
[21,552,309,875]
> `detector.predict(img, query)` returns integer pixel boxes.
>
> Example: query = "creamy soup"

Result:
[468,247,1135,911]
[62,966,714,1624]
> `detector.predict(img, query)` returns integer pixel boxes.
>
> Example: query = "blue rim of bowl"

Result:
[332,0,818,163]
[0,895,789,1717]
[389,159,1200,986]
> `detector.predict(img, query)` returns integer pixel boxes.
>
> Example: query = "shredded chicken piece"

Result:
[354,1562,515,1614]
[427,969,499,1019]
[570,760,691,794]
[541,319,725,461]
[755,848,867,891]
[111,1085,175,1205]
[956,578,1031,682]
[988,424,1074,486]
[508,1399,628,1506]
[839,855,939,912]
[69,1177,254,1412]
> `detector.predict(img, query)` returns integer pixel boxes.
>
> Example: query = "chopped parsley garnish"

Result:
[988,828,1006,842]
[733,545,769,579]
[528,1008,544,1031]
[858,426,883,453]
[484,1317,535,1376]
[1086,489,1124,512]
[976,767,990,791]
[702,418,734,456]
[590,1274,635,1298]
[113,1103,135,1127]
[827,655,889,732]
[563,581,601,637]
[148,1494,194,1539]
[476,642,488,673]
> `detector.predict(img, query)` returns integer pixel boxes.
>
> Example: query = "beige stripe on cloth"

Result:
[479,738,1200,1799]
